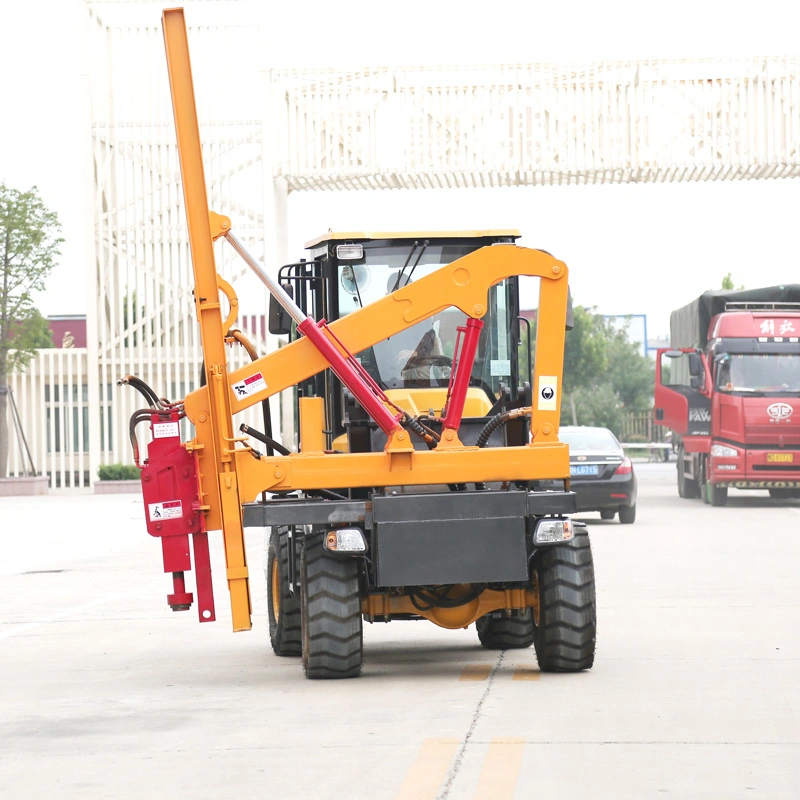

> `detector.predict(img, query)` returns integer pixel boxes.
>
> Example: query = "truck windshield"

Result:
[337,244,513,401]
[716,354,800,393]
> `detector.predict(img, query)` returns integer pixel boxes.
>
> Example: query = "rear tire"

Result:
[476,610,535,649]
[532,522,596,672]
[267,529,302,656]
[301,534,363,679]
[618,504,636,524]
[600,509,616,520]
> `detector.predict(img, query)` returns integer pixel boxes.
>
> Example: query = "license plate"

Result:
[570,464,599,476]
[766,453,794,463]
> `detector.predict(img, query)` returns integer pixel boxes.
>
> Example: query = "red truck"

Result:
[655,285,800,506]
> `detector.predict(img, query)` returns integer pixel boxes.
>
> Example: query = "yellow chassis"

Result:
[163,9,570,632]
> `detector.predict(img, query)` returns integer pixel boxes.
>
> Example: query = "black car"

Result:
[559,426,637,524]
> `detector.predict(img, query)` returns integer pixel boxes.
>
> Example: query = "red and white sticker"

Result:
[148,500,183,521]
[153,421,180,439]
[232,372,267,399]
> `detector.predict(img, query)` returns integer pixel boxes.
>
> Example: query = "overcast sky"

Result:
[2,0,800,339]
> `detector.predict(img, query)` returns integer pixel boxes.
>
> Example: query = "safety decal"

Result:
[148,500,183,521]
[232,372,267,399]
[152,422,180,439]
[537,375,558,411]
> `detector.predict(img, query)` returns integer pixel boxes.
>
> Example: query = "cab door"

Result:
[655,349,712,436]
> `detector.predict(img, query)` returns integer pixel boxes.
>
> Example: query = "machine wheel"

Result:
[267,529,302,656]
[476,610,535,649]
[618,504,636,524]
[709,484,728,507]
[532,522,596,672]
[600,509,616,520]
[301,534,363,679]
[677,447,700,499]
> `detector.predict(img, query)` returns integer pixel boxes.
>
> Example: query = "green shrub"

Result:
[97,463,140,481]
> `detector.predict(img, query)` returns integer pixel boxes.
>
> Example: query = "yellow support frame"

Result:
[162,8,571,630]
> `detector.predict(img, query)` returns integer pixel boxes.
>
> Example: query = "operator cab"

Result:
[271,231,530,451]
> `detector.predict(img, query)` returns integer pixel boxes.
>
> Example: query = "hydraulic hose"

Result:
[118,375,161,409]
[475,406,532,448]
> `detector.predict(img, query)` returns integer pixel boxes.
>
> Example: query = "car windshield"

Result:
[716,353,800,393]
[338,243,514,400]
[559,427,619,451]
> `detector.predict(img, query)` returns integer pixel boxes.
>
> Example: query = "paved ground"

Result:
[1,464,799,799]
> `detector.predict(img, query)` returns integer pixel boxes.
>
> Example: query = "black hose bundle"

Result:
[475,406,532,448]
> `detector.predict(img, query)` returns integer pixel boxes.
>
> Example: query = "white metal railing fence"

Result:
[275,58,800,189]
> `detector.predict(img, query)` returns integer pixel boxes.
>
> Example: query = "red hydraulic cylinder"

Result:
[297,317,403,436]
[441,318,484,432]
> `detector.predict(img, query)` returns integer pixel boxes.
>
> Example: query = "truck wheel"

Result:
[476,610,535,649]
[267,529,302,657]
[709,485,728,506]
[677,448,700,499]
[618,504,636,524]
[532,522,596,672]
[600,509,616,520]
[301,534,363,679]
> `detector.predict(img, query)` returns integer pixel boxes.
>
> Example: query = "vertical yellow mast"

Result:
[162,8,251,631]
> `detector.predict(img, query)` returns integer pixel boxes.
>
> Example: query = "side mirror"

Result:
[688,353,703,377]
[268,283,294,335]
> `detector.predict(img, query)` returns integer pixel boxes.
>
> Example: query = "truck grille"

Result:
[745,425,800,446]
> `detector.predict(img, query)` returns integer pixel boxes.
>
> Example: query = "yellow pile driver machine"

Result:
[124,8,596,679]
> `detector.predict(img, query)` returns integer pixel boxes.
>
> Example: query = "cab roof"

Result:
[304,230,521,249]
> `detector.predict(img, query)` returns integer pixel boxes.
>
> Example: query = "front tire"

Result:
[301,534,363,679]
[532,522,596,672]
[267,529,302,656]
[476,609,535,649]
[709,484,728,506]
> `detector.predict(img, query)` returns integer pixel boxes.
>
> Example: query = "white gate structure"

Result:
[7,0,800,488]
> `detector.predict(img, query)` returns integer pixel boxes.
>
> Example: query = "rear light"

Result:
[614,457,632,476]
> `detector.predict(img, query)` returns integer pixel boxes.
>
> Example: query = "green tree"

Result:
[606,323,654,411]
[555,306,653,436]
[0,183,61,478]
[721,273,744,290]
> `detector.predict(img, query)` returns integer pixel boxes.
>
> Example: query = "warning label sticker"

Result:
[537,375,558,411]
[152,422,180,439]
[148,500,183,521]
[232,372,267,399]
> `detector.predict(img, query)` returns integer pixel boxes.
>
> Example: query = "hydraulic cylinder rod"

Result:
[224,230,403,437]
